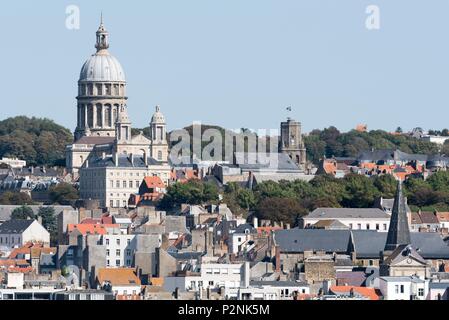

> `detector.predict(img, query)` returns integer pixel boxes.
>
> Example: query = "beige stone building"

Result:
[65,20,169,175]
[66,19,170,208]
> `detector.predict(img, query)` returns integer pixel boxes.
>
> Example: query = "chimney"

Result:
[275,245,281,273]
[85,160,89,168]
[144,153,148,166]
[115,153,119,167]
[102,152,106,160]
[129,153,134,166]
[253,216,258,229]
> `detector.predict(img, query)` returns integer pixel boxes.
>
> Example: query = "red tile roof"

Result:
[330,286,381,300]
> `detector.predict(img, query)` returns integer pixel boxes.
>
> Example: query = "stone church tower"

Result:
[74,17,127,140]
[149,105,168,162]
[279,117,307,168]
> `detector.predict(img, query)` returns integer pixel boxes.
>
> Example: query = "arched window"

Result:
[96,104,102,127]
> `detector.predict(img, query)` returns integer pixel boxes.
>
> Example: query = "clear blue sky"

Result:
[1,0,449,133]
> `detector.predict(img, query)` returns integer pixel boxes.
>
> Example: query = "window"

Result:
[376,224,380,230]
[123,180,127,188]
[127,239,131,245]
[116,181,120,188]
[116,260,120,266]
[205,269,212,274]
[400,285,404,293]
[110,180,114,188]
[106,249,110,256]
[208,281,214,286]
[126,249,131,256]
[395,285,399,294]
[129,181,133,188]
[357,223,362,230]
[110,200,114,207]
[96,83,102,95]
[106,260,110,266]
[116,239,120,245]
[105,238,109,245]
[383,224,387,231]
[136,181,140,188]
[349,223,353,229]
[418,288,424,296]
[157,150,163,160]
[116,249,121,256]
[123,200,127,207]
[116,200,120,207]
[366,224,370,230]
[126,259,131,266]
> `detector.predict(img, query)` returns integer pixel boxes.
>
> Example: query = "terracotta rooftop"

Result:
[97,268,141,286]
[330,285,381,300]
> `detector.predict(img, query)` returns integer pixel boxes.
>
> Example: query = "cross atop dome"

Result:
[95,13,109,52]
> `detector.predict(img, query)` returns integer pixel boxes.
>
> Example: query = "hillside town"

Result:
[1,19,449,302]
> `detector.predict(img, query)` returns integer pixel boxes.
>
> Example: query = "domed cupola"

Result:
[79,16,125,82]
[74,16,129,141]
[151,105,166,124]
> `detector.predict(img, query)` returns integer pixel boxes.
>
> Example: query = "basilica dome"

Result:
[78,19,125,82]
[79,53,125,82]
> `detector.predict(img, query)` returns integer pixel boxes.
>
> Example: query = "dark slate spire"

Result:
[384,180,411,251]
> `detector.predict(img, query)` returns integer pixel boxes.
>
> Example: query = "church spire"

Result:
[384,180,411,251]
[95,13,109,52]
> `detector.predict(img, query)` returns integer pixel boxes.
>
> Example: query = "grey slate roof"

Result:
[307,208,390,219]
[234,223,257,234]
[0,219,34,234]
[274,229,352,253]
[234,152,300,172]
[378,198,411,213]
[351,230,449,259]
[168,251,204,261]
[88,154,163,168]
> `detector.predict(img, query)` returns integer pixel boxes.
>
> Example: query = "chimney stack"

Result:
[115,153,119,167]
[253,216,258,229]
[275,245,281,273]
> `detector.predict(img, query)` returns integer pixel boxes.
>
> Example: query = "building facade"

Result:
[66,20,169,175]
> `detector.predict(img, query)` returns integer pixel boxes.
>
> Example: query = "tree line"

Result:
[157,171,449,225]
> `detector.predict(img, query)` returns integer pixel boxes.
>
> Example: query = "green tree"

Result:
[38,207,57,244]
[11,205,36,219]
[372,174,397,198]
[49,183,79,204]
[0,192,34,205]
[158,180,219,210]
[256,197,307,224]
[342,174,379,207]
[427,171,449,193]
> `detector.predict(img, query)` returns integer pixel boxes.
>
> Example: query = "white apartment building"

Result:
[101,234,137,268]
[302,208,391,232]
[0,220,50,249]
[164,263,249,293]
[224,281,310,300]
[379,276,429,300]
[0,157,26,169]
[79,154,170,208]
